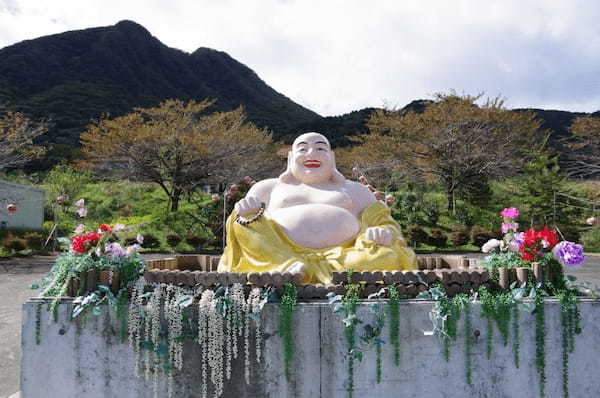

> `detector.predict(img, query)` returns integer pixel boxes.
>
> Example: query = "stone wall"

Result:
[21,298,600,398]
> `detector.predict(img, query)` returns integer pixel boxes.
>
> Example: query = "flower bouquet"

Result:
[38,199,146,320]
[481,207,585,289]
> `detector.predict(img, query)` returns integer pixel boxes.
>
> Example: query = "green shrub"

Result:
[428,228,447,248]
[140,233,161,249]
[405,224,429,246]
[581,227,600,252]
[24,232,45,250]
[123,237,138,247]
[186,235,206,248]
[166,233,182,248]
[471,226,497,248]
[556,225,581,243]
[449,226,470,247]
[2,235,27,251]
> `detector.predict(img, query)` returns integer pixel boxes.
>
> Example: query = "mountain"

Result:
[0,20,320,168]
[1,20,598,171]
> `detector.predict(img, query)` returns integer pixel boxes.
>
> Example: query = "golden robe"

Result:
[218,202,417,284]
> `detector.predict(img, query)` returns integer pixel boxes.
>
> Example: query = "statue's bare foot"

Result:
[287,261,306,276]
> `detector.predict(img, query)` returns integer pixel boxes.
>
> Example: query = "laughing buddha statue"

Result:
[218,132,417,284]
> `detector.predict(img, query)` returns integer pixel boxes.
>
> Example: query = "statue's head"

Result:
[279,132,345,185]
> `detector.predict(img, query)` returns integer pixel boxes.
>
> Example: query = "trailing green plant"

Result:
[35,302,42,345]
[343,284,361,398]
[360,303,386,384]
[279,283,298,382]
[462,296,473,385]
[512,304,520,368]
[534,289,546,398]
[557,289,582,398]
[387,285,401,366]
[328,278,362,398]
[478,286,515,358]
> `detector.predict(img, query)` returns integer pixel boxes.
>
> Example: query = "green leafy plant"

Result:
[387,285,401,366]
[534,289,546,398]
[360,303,386,383]
[279,283,298,382]
[328,278,362,398]
[557,289,581,398]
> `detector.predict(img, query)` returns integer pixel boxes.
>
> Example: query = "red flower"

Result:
[99,224,112,234]
[538,226,558,249]
[519,226,559,262]
[71,232,102,253]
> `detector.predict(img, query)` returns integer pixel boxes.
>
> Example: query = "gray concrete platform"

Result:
[19,298,600,398]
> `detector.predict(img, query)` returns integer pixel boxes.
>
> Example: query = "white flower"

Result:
[113,223,126,232]
[126,244,142,255]
[74,198,85,207]
[482,239,501,253]
[136,234,144,244]
[586,217,597,226]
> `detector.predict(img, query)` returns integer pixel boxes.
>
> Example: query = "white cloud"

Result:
[0,0,599,115]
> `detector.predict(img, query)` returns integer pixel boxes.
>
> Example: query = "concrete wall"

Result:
[0,180,45,230]
[21,298,600,398]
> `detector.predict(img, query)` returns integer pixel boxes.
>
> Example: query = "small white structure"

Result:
[0,180,45,230]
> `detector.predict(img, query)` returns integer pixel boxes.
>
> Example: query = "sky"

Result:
[1,0,599,116]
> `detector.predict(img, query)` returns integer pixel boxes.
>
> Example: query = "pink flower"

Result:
[75,199,85,207]
[374,191,384,200]
[385,194,395,203]
[500,207,519,219]
[76,207,87,218]
[501,222,518,234]
[74,224,85,234]
[56,195,67,205]
[366,184,376,192]
[358,176,367,184]
[242,176,253,185]
[211,194,220,202]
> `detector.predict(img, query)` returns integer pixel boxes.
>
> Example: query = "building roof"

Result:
[0,180,45,194]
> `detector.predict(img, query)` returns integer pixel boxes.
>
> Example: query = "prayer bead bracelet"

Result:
[235,203,265,225]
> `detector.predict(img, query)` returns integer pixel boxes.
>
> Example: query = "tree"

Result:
[514,154,580,226]
[339,93,544,212]
[0,109,47,171]
[564,116,600,177]
[79,99,280,211]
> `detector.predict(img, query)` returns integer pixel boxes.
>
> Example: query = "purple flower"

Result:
[105,242,125,257]
[500,207,519,219]
[76,207,88,218]
[501,222,519,234]
[552,241,585,269]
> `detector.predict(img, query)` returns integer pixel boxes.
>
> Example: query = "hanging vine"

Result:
[512,303,520,369]
[462,296,473,386]
[35,302,42,345]
[557,289,581,398]
[279,283,298,382]
[534,290,546,398]
[387,285,401,367]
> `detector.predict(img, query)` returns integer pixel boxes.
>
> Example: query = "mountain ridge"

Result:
[0,20,598,170]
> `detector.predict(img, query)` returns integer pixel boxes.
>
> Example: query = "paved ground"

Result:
[1,253,599,398]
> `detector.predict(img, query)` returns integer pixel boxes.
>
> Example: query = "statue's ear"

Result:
[330,151,346,183]
[278,151,296,183]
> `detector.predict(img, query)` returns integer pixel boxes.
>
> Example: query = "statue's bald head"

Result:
[292,132,331,151]
[280,132,345,185]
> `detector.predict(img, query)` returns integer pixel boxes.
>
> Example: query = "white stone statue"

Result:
[219,132,416,283]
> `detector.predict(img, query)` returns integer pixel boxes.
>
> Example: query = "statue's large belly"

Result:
[268,204,360,249]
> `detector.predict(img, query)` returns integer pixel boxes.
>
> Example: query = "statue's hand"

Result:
[234,196,262,217]
[365,227,393,247]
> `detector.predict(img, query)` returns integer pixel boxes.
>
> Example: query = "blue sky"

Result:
[1,0,599,116]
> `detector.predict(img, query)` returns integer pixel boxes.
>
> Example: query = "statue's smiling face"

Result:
[290,133,335,184]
